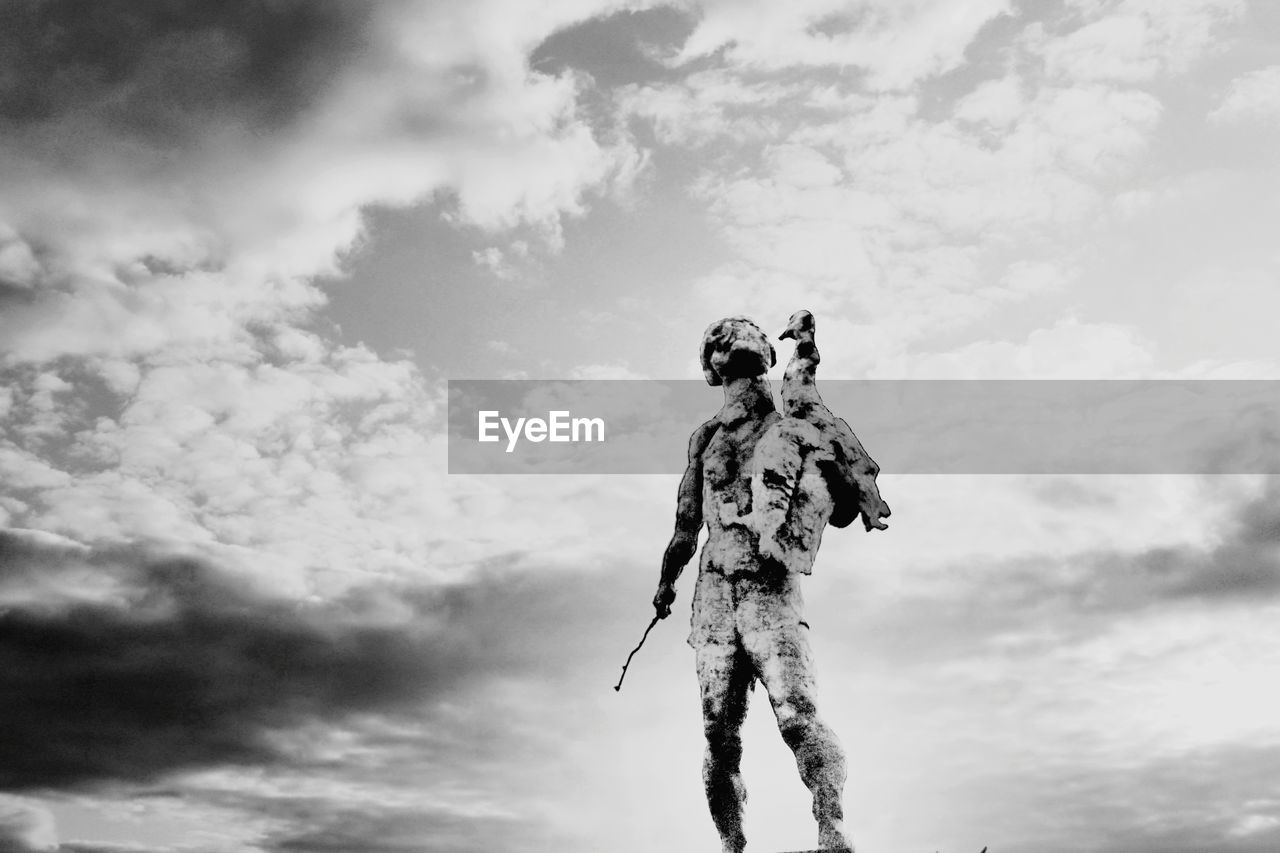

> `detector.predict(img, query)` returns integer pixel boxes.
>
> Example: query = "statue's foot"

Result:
[818,819,853,851]
[718,831,746,853]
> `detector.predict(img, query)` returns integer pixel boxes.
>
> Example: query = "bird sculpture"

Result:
[746,310,890,575]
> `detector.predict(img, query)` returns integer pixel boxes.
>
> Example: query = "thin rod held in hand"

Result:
[613,614,661,692]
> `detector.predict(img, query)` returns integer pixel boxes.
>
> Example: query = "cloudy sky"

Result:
[2,0,1280,851]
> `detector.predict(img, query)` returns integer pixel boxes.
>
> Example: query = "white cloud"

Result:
[646,79,1160,368]
[765,142,844,188]
[675,0,1012,90]
[1040,0,1245,84]
[0,0,646,368]
[618,70,797,147]
[615,0,1260,384]
[473,240,533,281]
[0,334,685,598]
[954,75,1026,127]
[0,227,40,289]
[0,0,679,597]
[611,0,1270,384]
[1230,813,1280,838]
[568,363,648,379]
[877,318,1157,377]
[1027,85,1162,175]
[1209,65,1280,126]
[0,796,58,852]
[3,5,1277,852]
[0,444,74,492]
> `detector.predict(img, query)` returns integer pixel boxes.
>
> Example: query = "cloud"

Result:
[616,2,1229,376]
[800,476,1280,852]
[567,362,648,378]
[1038,0,1245,84]
[61,847,168,853]
[260,803,526,853]
[472,242,530,281]
[530,6,697,88]
[809,473,1279,663]
[880,317,1157,377]
[1209,65,1280,125]
[0,0,678,603]
[0,227,40,291]
[0,536,421,790]
[2,344,430,574]
[610,1,1271,379]
[0,1,370,122]
[952,742,1280,852]
[1,4,1276,851]
[0,530,620,793]
[1106,477,1280,604]
[653,77,1160,364]
[0,348,683,591]
[0,526,696,851]
[674,0,1013,90]
[0,0,645,366]
[953,74,1025,127]
[0,796,57,853]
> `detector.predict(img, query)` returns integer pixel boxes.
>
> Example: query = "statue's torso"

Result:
[699,409,780,577]
[689,407,807,648]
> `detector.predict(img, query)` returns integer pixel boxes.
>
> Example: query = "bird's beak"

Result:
[778,327,797,341]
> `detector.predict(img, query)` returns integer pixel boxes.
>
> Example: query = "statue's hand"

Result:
[653,582,676,619]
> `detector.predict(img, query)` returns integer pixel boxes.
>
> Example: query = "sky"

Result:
[2,0,1280,851]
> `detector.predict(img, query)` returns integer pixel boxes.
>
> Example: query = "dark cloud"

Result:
[0,830,40,853]
[61,846,168,853]
[1070,481,1280,610]
[0,549,426,790]
[0,531,635,793]
[0,0,375,138]
[0,531,78,578]
[912,743,1280,852]
[262,802,525,853]
[1008,743,1280,853]
[827,478,1280,671]
[530,6,696,88]
[979,479,1280,621]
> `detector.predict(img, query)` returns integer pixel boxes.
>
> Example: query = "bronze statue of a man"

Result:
[653,315,889,853]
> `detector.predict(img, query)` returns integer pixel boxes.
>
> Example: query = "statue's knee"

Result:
[704,717,743,752]
[775,702,818,749]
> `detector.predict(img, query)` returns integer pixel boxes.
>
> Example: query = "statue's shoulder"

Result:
[687,417,721,463]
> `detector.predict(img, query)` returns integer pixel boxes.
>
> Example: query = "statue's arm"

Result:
[823,417,890,531]
[653,420,717,619]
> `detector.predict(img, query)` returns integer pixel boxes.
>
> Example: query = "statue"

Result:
[652,313,890,853]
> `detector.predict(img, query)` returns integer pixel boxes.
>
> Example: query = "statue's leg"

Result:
[739,573,852,851]
[695,639,753,853]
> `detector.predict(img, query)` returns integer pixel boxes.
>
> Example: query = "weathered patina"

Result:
[653,313,888,853]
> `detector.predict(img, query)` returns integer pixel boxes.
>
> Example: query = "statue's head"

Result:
[778,309,815,341]
[700,316,776,386]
